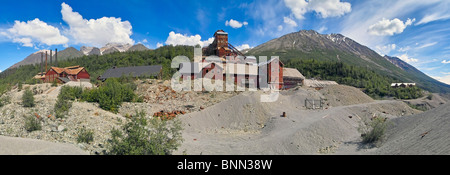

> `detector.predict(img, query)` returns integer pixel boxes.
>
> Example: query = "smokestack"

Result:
[41,52,43,75]
[50,50,53,67]
[45,51,48,73]
[55,48,58,67]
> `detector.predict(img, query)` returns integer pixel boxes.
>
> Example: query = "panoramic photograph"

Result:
[0,0,449,159]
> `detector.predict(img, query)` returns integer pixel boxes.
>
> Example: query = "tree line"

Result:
[285,59,423,99]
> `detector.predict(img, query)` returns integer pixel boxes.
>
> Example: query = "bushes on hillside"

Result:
[0,95,11,107]
[77,127,94,144]
[82,78,136,113]
[24,115,41,132]
[358,117,390,147]
[54,86,83,118]
[286,59,424,99]
[22,89,35,107]
[107,111,183,155]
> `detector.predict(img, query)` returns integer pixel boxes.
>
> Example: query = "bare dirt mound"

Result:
[320,85,374,107]
[176,86,420,155]
[403,93,448,111]
[376,103,450,155]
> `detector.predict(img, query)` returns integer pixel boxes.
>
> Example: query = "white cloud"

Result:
[225,19,248,29]
[235,44,252,51]
[156,42,163,48]
[277,25,283,31]
[283,17,298,27]
[398,46,411,52]
[317,26,328,33]
[368,18,415,36]
[398,53,419,63]
[432,75,450,85]
[61,2,134,47]
[416,13,450,25]
[284,0,351,20]
[375,44,396,56]
[142,39,148,43]
[6,18,68,47]
[165,31,214,47]
[416,42,438,49]
[442,60,450,64]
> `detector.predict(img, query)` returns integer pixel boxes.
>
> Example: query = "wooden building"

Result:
[44,66,90,83]
[283,68,305,89]
[258,57,284,90]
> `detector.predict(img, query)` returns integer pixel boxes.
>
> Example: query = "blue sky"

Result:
[1,0,450,85]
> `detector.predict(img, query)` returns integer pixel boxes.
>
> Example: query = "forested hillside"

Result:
[286,59,423,99]
[0,45,194,94]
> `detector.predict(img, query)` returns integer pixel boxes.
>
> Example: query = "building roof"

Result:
[214,30,228,36]
[100,65,162,80]
[283,68,305,79]
[58,77,71,83]
[391,83,416,87]
[48,66,86,75]
[304,79,338,88]
[258,57,284,66]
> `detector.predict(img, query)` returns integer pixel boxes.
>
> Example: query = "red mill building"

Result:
[180,29,285,89]
[203,30,245,58]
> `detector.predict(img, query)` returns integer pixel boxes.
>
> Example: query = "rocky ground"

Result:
[0,80,239,154]
[1,81,448,155]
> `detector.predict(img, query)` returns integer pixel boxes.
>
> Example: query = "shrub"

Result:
[54,86,82,118]
[24,115,41,132]
[0,95,11,107]
[359,117,389,147]
[81,78,136,113]
[18,82,23,92]
[77,127,94,144]
[107,111,183,155]
[54,97,72,118]
[51,80,58,87]
[22,89,35,107]
[59,86,83,101]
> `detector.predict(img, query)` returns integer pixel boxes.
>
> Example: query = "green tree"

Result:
[22,89,35,107]
[107,111,183,155]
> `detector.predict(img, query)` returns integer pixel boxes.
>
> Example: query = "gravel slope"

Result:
[175,86,420,155]
[376,103,450,155]
[0,136,88,155]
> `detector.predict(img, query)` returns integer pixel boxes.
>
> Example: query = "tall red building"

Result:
[44,65,90,83]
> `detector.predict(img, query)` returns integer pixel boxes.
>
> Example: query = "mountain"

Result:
[80,46,94,55]
[102,47,120,55]
[127,44,150,52]
[247,30,450,93]
[100,43,132,53]
[88,47,101,56]
[9,50,55,69]
[57,47,85,61]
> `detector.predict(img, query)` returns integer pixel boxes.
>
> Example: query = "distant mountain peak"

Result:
[127,43,150,52]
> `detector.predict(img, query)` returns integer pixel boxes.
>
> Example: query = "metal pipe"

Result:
[45,51,47,74]
[41,52,43,75]
[55,48,58,67]
[50,50,53,67]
